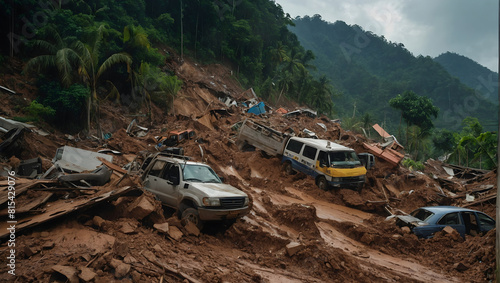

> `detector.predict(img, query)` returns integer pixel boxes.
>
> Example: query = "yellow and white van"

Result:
[282,137,367,190]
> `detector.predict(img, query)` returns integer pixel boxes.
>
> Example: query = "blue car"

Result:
[395,206,495,239]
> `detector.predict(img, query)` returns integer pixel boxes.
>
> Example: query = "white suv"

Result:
[141,153,250,229]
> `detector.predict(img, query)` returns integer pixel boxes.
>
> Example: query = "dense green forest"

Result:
[289,15,497,132]
[0,2,497,169]
[434,52,498,106]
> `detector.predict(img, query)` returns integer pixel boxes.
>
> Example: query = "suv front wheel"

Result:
[181,207,204,230]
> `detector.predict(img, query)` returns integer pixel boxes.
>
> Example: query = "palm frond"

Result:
[24,55,55,74]
[96,53,132,79]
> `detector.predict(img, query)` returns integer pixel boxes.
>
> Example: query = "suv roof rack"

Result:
[157,151,192,160]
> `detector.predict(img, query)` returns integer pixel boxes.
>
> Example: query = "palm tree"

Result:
[74,25,132,135]
[24,26,81,87]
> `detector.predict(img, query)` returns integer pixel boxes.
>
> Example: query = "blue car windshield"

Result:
[182,164,221,183]
[410,208,434,222]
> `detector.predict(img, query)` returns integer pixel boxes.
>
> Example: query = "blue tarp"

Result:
[247,102,266,115]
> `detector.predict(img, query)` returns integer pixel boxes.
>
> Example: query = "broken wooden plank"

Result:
[0,186,136,240]
[98,157,128,174]
[462,193,496,208]
[0,192,53,216]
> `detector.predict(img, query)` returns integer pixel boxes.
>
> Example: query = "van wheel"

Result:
[317,176,329,191]
[283,162,295,175]
[181,208,204,230]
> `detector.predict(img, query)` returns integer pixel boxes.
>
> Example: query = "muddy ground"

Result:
[0,55,496,282]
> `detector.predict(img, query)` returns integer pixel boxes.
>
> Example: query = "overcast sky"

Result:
[274,0,498,72]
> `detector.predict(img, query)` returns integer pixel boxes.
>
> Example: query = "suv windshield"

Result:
[182,164,222,183]
[328,151,361,168]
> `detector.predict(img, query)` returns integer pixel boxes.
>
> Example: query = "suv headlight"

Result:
[244,197,249,206]
[202,197,220,206]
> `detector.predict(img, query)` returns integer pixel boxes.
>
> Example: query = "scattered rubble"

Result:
[0,56,495,283]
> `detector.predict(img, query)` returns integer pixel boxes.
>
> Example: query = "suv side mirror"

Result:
[169,176,180,186]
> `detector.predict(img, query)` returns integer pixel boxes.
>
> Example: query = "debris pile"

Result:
[0,56,496,282]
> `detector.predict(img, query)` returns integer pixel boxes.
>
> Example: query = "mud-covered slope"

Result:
[0,56,496,282]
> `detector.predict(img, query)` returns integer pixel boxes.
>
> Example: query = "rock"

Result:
[286,242,304,256]
[442,226,456,234]
[110,258,131,278]
[131,270,142,283]
[153,244,165,254]
[43,241,55,249]
[453,262,469,272]
[124,254,138,264]
[401,226,411,234]
[184,221,200,236]
[442,226,462,241]
[24,246,39,257]
[113,240,129,258]
[153,222,170,234]
[360,233,374,245]
[120,222,137,234]
[78,267,97,282]
[128,194,155,220]
[40,231,49,237]
[93,216,109,229]
[115,262,131,278]
[52,265,79,283]
[392,234,403,239]
[168,226,184,241]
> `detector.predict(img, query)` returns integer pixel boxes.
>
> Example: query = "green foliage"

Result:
[432,129,456,156]
[402,159,425,171]
[389,90,439,133]
[446,117,497,170]
[37,81,90,131]
[24,100,56,122]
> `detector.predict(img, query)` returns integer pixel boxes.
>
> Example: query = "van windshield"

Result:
[328,151,361,168]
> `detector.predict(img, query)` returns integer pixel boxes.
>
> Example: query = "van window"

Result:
[286,139,303,154]
[318,151,328,167]
[303,145,317,160]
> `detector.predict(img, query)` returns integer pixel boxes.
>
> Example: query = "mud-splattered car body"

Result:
[394,206,495,239]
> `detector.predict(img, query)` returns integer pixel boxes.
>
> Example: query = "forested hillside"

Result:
[434,52,498,106]
[0,2,497,166]
[0,0,335,119]
[289,15,497,133]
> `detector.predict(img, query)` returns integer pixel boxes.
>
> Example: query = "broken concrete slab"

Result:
[52,265,79,283]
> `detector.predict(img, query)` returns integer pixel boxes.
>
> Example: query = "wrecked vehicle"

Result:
[282,137,367,191]
[156,129,196,148]
[394,206,495,239]
[141,153,250,229]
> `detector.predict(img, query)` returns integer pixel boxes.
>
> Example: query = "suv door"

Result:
[144,160,179,207]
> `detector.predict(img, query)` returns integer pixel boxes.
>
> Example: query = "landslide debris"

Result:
[0,55,495,283]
